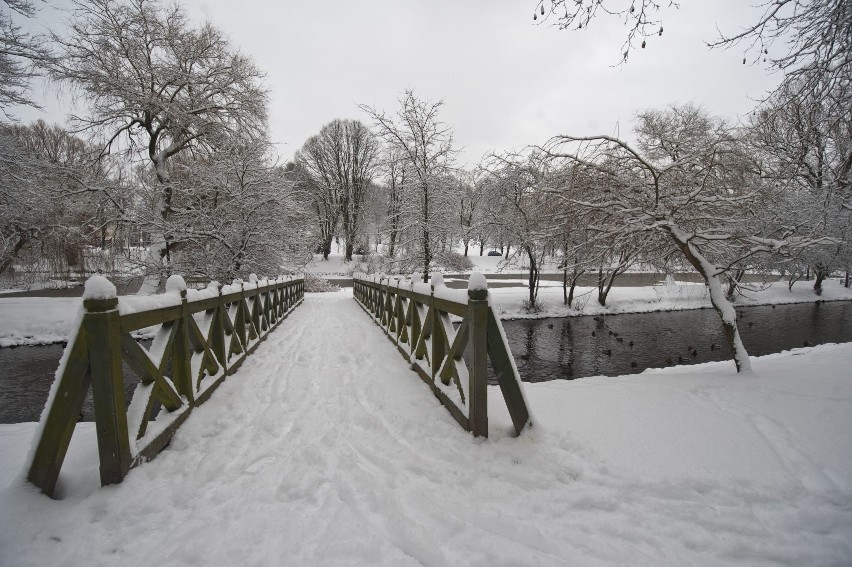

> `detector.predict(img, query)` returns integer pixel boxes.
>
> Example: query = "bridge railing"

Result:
[353,272,531,438]
[28,274,304,497]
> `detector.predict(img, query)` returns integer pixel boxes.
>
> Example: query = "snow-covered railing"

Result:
[27,274,305,497]
[353,272,531,438]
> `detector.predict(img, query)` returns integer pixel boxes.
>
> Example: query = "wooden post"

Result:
[486,308,530,436]
[235,282,247,349]
[467,286,489,438]
[172,289,194,403]
[27,331,92,496]
[83,296,132,486]
[430,278,445,384]
[211,284,228,373]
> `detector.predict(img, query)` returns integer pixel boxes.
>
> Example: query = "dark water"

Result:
[0,341,150,423]
[499,301,852,383]
[1,302,850,422]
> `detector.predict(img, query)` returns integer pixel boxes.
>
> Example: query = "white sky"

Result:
[14,0,783,168]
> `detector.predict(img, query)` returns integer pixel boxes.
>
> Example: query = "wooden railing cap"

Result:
[467,288,488,301]
[84,296,119,312]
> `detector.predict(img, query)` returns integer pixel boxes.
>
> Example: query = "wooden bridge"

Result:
[27,272,530,497]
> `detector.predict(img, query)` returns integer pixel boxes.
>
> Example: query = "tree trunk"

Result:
[321,233,333,261]
[526,247,538,306]
[342,201,357,262]
[423,233,431,282]
[567,266,584,308]
[668,227,751,373]
[813,268,827,295]
[725,269,745,300]
[0,233,27,277]
[388,230,396,258]
[788,271,802,291]
[596,266,612,306]
[422,182,431,280]
[479,241,484,256]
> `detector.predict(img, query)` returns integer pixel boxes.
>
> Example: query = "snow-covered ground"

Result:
[0,291,850,566]
[489,277,852,320]
[3,277,850,346]
[305,250,538,276]
[0,297,81,347]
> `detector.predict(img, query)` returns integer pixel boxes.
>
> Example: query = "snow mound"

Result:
[165,275,186,294]
[82,275,116,301]
[468,272,488,291]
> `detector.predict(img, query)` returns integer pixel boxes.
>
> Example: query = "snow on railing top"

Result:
[467,272,488,292]
[165,274,187,294]
[116,275,300,315]
[83,274,117,301]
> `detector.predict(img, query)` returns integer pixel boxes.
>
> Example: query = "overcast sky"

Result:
[16,0,783,167]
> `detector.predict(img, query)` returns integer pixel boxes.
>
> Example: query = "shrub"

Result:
[437,251,474,272]
[304,274,340,292]
[521,298,545,313]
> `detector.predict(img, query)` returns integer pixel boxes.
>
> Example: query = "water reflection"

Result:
[0,341,149,423]
[500,301,852,383]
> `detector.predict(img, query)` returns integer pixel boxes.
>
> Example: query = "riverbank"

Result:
[489,277,852,320]
[1,337,850,565]
[2,278,850,347]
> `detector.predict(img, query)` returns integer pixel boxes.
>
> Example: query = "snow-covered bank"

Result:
[489,278,852,320]
[0,292,849,566]
[0,297,81,347]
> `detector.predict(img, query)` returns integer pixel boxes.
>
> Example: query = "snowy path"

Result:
[1,291,851,566]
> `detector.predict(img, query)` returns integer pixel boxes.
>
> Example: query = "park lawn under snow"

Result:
[0,290,850,566]
[2,277,851,347]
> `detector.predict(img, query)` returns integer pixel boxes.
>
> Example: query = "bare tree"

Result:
[533,0,676,62]
[295,119,380,261]
[543,104,832,373]
[381,147,408,259]
[750,80,852,211]
[457,170,483,257]
[0,0,52,114]
[749,79,852,290]
[360,90,456,281]
[1,121,124,281]
[47,0,268,290]
[535,0,851,113]
[156,134,310,280]
[485,153,562,308]
[0,124,45,276]
[709,0,851,111]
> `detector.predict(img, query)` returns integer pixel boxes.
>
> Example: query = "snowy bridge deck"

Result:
[2,292,851,565]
